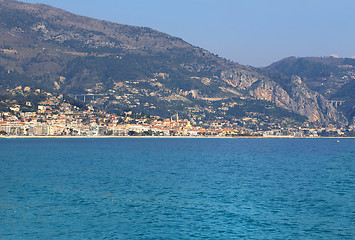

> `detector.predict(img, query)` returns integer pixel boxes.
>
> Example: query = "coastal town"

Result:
[0,86,353,138]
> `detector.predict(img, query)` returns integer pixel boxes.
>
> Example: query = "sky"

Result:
[20,0,355,67]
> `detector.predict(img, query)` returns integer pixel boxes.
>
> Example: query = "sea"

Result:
[0,138,354,239]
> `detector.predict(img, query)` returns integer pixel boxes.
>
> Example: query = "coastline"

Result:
[1,135,354,139]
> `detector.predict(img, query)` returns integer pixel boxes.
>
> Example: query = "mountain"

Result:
[263,56,355,126]
[0,0,349,127]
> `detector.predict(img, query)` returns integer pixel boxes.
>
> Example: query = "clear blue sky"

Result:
[21,0,355,67]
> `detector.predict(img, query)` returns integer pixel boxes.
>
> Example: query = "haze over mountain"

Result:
[0,0,353,127]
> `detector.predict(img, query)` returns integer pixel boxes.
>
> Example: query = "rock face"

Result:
[221,68,261,89]
[289,76,345,123]
[0,0,349,126]
[263,56,355,125]
[250,76,347,125]
[250,79,293,110]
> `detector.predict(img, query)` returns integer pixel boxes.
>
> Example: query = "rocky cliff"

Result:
[250,76,346,124]
[263,56,355,125]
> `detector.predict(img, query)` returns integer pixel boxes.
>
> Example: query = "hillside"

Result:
[0,0,349,127]
[263,56,355,126]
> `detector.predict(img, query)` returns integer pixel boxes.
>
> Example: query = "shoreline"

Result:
[1,135,354,139]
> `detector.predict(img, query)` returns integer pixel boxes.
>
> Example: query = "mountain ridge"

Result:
[0,0,351,128]
[263,56,355,126]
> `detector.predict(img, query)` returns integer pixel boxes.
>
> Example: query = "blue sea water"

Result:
[0,138,354,239]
